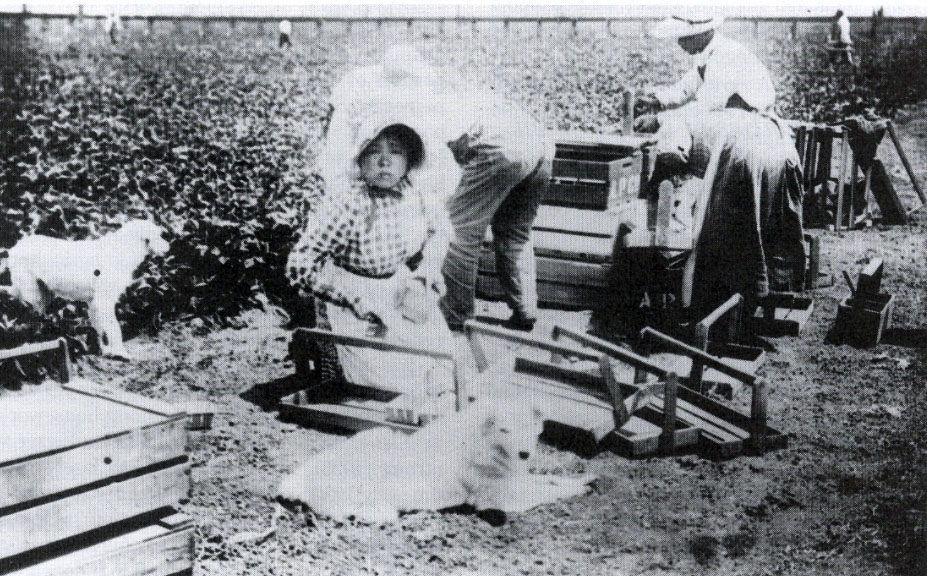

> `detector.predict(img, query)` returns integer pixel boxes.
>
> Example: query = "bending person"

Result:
[653,108,806,324]
[634,15,776,133]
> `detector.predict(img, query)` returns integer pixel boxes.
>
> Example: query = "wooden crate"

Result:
[4,513,193,576]
[476,131,649,309]
[833,258,894,347]
[752,293,815,337]
[0,376,190,575]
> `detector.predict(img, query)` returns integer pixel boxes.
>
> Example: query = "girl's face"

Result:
[359,134,409,189]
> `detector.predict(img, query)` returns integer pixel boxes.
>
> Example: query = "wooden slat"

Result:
[0,463,190,560]
[545,180,608,210]
[292,328,454,361]
[867,160,907,225]
[0,388,171,467]
[638,327,756,386]
[532,205,620,238]
[675,386,788,451]
[0,417,186,510]
[553,158,615,182]
[0,340,63,362]
[479,251,609,287]
[8,519,193,576]
[63,378,183,418]
[530,231,614,262]
[886,120,927,206]
[477,274,603,309]
[279,393,419,434]
[552,130,648,151]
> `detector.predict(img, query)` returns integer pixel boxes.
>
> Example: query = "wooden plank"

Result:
[532,205,620,238]
[0,388,171,467]
[8,519,193,576]
[278,392,419,434]
[292,328,454,361]
[638,327,756,386]
[553,158,617,182]
[552,326,669,379]
[0,463,190,560]
[477,274,603,309]
[552,130,648,152]
[886,120,927,206]
[0,417,186,510]
[545,180,608,210]
[834,130,849,232]
[0,340,64,362]
[478,251,609,287]
[63,378,183,418]
[867,160,908,225]
[530,231,614,263]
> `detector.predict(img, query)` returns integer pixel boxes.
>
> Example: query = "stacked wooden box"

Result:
[0,356,191,576]
[477,131,649,309]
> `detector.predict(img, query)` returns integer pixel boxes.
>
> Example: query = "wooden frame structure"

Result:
[793,120,925,230]
[553,326,785,458]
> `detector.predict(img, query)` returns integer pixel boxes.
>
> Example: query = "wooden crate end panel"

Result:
[0,464,190,561]
[0,418,187,511]
[6,522,193,576]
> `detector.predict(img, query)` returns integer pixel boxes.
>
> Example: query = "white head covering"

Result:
[649,15,725,39]
[321,47,460,199]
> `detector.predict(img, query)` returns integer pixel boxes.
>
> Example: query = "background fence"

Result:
[2,5,925,45]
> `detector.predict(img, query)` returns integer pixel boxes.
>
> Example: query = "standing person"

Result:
[279,19,292,49]
[105,11,121,45]
[830,10,857,66]
[634,15,776,133]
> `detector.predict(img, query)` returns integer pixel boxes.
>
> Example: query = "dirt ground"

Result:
[35,109,920,576]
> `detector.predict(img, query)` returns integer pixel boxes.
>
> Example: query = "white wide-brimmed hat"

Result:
[650,15,725,39]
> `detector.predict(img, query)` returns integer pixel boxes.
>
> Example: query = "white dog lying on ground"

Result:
[278,392,597,525]
[1,219,170,359]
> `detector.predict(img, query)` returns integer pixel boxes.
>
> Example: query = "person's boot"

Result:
[503,309,536,332]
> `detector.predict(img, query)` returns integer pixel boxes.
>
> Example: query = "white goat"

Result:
[1,219,170,359]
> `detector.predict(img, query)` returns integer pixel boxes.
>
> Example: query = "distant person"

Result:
[634,15,776,133]
[830,10,857,66]
[279,19,292,49]
[105,11,122,45]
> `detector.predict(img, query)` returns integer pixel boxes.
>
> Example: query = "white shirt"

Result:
[837,14,852,45]
[279,20,292,35]
[653,34,776,115]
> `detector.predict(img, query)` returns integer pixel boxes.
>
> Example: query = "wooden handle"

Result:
[293,327,454,361]
[639,327,756,386]
[465,320,596,361]
[553,326,668,378]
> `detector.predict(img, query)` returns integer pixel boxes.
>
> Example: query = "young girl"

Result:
[287,112,459,411]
